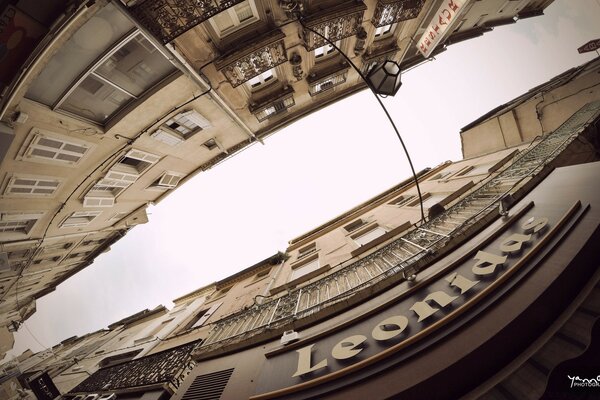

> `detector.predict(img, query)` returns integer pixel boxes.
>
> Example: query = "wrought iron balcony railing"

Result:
[130,0,247,44]
[195,101,600,354]
[249,87,295,122]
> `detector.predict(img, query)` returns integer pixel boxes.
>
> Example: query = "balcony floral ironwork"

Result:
[69,341,200,394]
[130,0,247,44]
[193,101,600,356]
[302,2,367,50]
[372,0,426,27]
[214,30,288,88]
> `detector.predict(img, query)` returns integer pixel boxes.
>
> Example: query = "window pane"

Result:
[235,2,253,22]
[95,33,175,96]
[26,3,135,105]
[59,75,132,122]
[212,11,235,31]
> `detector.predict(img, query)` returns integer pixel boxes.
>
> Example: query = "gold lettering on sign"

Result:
[290,215,552,378]
[446,273,479,294]
[372,316,409,341]
[292,344,327,377]
[410,291,458,322]
[331,335,367,360]
[522,216,548,234]
[471,251,507,276]
[500,233,531,254]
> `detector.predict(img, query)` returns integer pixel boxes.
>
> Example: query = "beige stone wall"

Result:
[461,59,600,158]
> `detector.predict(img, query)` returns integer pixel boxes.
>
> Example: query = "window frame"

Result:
[352,225,387,247]
[246,69,276,90]
[38,26,177,125]
[60,211,102,228]
[23,130,92,166]
[4,175,61,197]
[207,0,260,38]
[374,23,396,39]
[314,40,341,59]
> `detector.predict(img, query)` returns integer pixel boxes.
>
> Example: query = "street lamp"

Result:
[367,60,403,97]
[299,20,426,223]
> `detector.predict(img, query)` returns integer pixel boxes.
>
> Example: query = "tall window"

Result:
[290,258,320,281]
[247,69,275,90]
[61,211,101,228]
[25,3,176,124]
[0,212,43,234]
[353,226,386,246]
[374,24,394,38]
[24,131,91,165]
[314,41,340,59]
[5,176,60,196]
[209,1,259,37]
[150,110,211,146]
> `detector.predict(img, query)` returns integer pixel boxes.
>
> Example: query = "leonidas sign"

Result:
[417,0,466,58]
[253,199,584,398]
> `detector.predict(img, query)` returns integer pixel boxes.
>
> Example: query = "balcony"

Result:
[130,0,247,44]
[214,29,287,88]
[307,64,349,96]
[249,86,295,122]
[302,1,367,50]
[372,0,426,27]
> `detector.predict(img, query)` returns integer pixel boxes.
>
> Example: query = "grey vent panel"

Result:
[181,368,234,400]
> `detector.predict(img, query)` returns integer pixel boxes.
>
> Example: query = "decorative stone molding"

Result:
[214,30,288,88]
[302,2,367,51]
[354,26,368,55]
[372,0,425,28]
[289,52,304,80]
[130,0,247,44]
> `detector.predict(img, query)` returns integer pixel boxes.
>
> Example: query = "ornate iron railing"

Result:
[195,101,600,353]
[130,0,246,44]
[69,341,199,393]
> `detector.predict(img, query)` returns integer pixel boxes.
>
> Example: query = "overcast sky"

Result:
[6,0,600,360]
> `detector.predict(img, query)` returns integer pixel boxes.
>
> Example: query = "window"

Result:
[5,176,60,196]
[26,3,175,124]
[148,172,184,190]
[389,195,416,207]
[24,131,91,165]
[247,69,275,90]
[99,350,142,368]
[61,211,101,228]
[0,212,43,234]
[187,303,222,330]
[314,41,340,59]
[109,212,129,222]
[429,170,453,180]
[344,219,367,233]
[104,149,160,185]
[83,190,116,208]
[418,193,448,209]
[290,258,320,281]
[203,138,218,150]
[150,110,211,146]
[374,24,394,38]
[208,0,259,36]
[297,243,317,259]
[353,226,386,246]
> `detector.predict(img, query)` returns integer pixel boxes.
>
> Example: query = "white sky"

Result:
[7,0,600,360]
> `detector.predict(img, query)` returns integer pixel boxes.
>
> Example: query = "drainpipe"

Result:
[164,43,260,143]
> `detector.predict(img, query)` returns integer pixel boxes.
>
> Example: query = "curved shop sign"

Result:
[253,200,583,397]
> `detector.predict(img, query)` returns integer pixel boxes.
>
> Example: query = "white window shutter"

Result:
[191,302,222,329]
[150,128,183,146]
[103,170,138,185]
[182,110,212,129]
[158,173,182,188]
[126,149,160,164]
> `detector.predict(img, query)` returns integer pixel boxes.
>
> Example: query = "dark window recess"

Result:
[181,368,235,400]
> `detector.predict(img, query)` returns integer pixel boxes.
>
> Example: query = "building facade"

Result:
[0,0,555,360]
[2,56,599,399]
